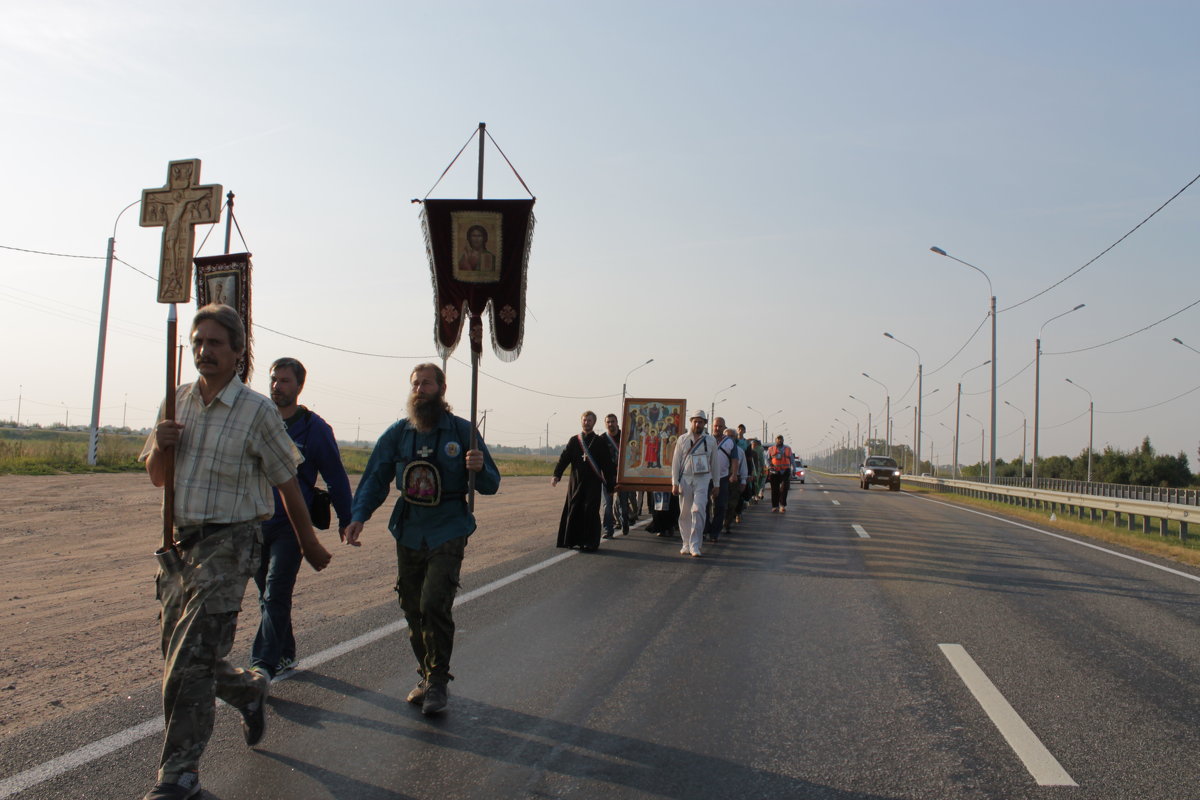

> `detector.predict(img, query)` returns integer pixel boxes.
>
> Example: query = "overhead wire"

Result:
[1044,296,1200,355]
[999,170,1200,313]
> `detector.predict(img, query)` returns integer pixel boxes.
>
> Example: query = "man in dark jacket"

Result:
[250,357,353,679]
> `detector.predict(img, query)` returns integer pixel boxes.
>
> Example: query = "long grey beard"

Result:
[407,394,450,433]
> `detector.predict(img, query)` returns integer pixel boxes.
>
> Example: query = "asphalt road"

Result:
[5,475,1200,799]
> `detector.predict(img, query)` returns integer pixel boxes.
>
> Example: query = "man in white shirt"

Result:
[671,409,718,557]
[705,416,741,543]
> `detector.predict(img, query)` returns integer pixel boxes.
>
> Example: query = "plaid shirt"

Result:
[141,377,299,527]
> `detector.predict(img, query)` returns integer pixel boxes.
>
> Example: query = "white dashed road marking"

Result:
[852,524,869,538]
[939,644,1077,787]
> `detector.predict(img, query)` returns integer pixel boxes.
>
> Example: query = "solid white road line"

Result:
[939,644,1077,787]
[852,524,870,538]
[910,493,1200,585]
[0,549,581,799]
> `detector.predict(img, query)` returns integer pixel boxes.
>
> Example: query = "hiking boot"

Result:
[143,771,200,800]
[422,683,448,716]
[406,677,429,705]
[240,671,270,746]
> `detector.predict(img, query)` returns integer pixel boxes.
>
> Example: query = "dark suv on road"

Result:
[859,456,901,491]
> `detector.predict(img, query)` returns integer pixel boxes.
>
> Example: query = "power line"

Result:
[1000,170,1200,313]
[0,244,104,260]
[1045,296,1200,355]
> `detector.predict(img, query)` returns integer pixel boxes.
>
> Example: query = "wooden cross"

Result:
[140,159,222,303]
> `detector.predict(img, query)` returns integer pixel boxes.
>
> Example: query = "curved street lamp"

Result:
[1004,400,1028,480]
[1064,378,1094,483]
[710,383,736,424]
[1033,303,1085,485]
[544,411,557,451]
[954,359,990,481]
[622,358,654,400]
[931,246,997,483]
[847,394,872,454]
[87,199,142,465]
[884,332,923,468]
[965,412,986,478]
[862,372,891,450]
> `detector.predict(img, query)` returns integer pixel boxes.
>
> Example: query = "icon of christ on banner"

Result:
[422,198,535,362]
[452,212,501,282]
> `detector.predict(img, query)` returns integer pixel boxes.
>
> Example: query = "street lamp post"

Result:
[938,422,955,478]
[88,199,141,465]
[848,394,871,456]
[747,405,782,444]
[545,411,557,452]
[710,383,736,423]
[965,412,985,477]
[841,407,862,460]
[954,359,990,481]
[931,247,997,483]
[1033,304,1085,486]
[883,333,923,470]
[622,358,654,400]
[862,373,891,452]
[832,418,851,472]
[766,409,783,441]
[1064,378,1094,483]
[1004,400,1028,480]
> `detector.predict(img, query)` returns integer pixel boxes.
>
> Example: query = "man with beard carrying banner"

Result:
[345,364,500,716]
[552,410,616,552]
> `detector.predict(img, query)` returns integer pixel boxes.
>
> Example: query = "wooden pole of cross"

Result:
[140,159,223,558]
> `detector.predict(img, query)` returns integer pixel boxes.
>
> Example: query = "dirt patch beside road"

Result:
[0,473,565,740]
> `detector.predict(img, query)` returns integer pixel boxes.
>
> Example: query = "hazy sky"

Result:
[3,1,1198,468]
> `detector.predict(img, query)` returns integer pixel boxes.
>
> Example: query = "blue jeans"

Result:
[251,519,302,676]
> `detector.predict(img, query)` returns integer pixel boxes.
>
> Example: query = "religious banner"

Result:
[421,198,535,361]
[617,397,686,490]
[194,253,254,381]
[140,159,223,304]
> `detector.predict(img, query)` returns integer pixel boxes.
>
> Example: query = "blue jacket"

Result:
[351,412,500,549]
[267,407,353,530]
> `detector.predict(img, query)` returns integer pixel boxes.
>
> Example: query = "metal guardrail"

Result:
[904,474,1199,539]
[952,476,1200,507]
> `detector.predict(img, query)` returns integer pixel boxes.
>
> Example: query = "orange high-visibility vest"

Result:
[768,445,793,469]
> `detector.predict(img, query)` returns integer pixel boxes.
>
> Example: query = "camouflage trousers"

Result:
[155,521,264,782]
[395,536,466,686]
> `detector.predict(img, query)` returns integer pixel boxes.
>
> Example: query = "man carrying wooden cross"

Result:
[139,304,332,800]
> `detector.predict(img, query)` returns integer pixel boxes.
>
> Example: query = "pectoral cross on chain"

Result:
[417,445,434,458]
[140,159,223,303]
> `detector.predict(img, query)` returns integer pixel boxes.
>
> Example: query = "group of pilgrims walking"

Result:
[551,408,797,558]
[139,302,801,800]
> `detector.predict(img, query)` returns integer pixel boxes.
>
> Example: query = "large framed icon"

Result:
[616,397,686,490]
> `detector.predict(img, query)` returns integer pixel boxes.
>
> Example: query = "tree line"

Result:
[816,437,1195,488]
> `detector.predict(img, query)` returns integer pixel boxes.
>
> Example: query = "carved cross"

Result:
[140,159,222,303]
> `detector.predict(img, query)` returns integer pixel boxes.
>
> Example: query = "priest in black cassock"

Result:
[551,410,616,552]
